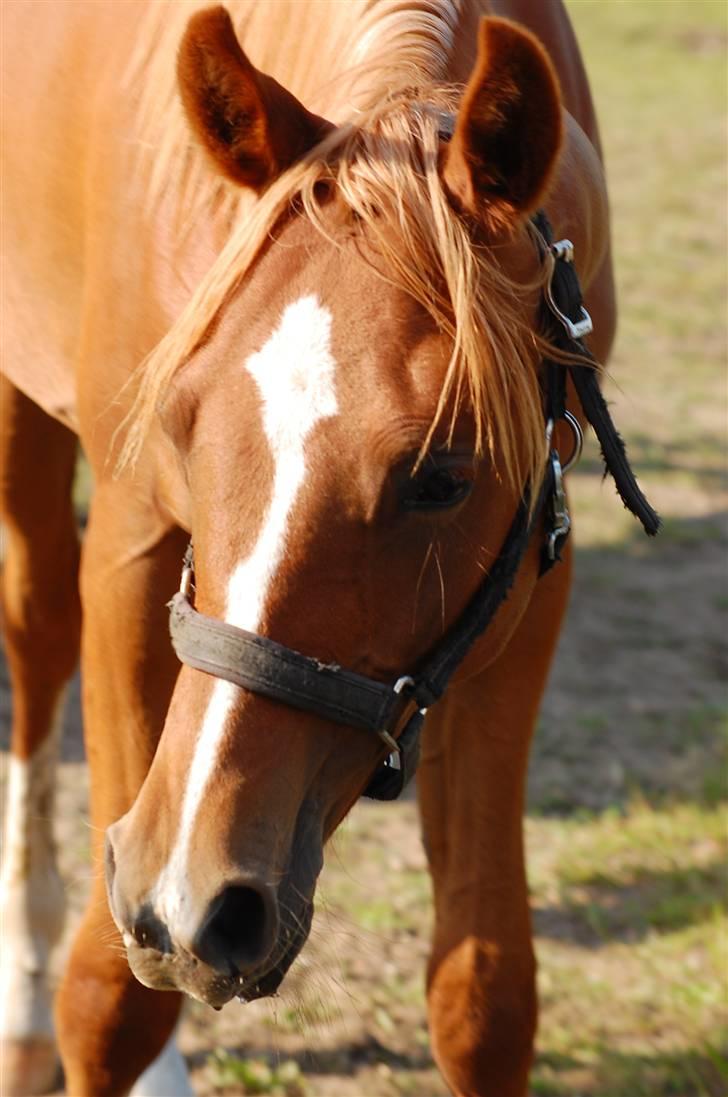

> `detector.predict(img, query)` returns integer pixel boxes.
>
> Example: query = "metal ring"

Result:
[560,411,584,474]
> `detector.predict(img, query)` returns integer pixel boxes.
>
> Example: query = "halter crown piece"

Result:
[168,211,660,801]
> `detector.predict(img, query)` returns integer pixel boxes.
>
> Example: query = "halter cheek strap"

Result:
[167,211,659,802]
[532,211,660,540]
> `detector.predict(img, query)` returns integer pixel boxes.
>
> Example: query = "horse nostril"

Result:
[104,832,117,894]
[131,903,173,954]
[194,882,277,976]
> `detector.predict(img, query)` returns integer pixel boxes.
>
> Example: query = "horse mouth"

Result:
[124,901,313,1009]
[235,934,302,1001]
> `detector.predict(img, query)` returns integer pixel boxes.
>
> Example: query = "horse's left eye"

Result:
[403,468,473,511]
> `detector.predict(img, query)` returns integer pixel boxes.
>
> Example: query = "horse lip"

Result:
[237,905,313,1002]
[122,927,308,1010]
[125,941,239,1008]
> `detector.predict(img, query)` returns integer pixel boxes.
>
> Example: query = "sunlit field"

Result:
[2,2,725,1095]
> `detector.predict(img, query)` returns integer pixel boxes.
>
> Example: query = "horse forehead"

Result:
[245,295,339,444]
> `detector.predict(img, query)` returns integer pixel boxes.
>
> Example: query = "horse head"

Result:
[105,7,563,1008]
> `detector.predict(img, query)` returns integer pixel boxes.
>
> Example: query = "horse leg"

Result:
[0,377,81,1095]
[419,552,572,1097]
[53,482,191,1096]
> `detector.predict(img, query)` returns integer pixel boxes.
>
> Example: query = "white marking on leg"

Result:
[154,295,338,927]
[0,702,65,1047]
[129,1030,194,1097]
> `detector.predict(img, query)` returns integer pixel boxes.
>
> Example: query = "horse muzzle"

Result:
[104,827,315,1008]
[111,883,313,1008]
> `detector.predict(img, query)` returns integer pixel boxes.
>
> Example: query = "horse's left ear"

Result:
[177,6,332,190]
[441,17,563,233]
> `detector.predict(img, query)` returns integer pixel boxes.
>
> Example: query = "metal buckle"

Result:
[551,239,575,262]
[545,239,594,341]
[546,450,571,561]
[378,676,426,759]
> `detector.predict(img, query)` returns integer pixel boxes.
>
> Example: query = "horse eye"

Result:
[403,468,472,511]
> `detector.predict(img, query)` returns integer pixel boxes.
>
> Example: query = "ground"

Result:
[1,2,726,1095]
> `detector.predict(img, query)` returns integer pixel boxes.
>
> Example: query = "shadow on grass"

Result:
[187,1039,728,1096]
[531,507,728,815]
[533,858,726,947]
[186,1033,435,1077]
[533,1043,728,1097]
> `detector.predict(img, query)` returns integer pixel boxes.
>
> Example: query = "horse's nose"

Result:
[190,879,280,976]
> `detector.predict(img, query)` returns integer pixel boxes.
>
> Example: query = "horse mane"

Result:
[119,0,550,494]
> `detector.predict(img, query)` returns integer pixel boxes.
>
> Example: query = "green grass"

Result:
[290,797,728,1097]
[568,0,727,453]
[528,800,727,1096]
[208,1051,307,1095]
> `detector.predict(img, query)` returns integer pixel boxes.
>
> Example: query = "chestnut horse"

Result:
[0,1,624,1094]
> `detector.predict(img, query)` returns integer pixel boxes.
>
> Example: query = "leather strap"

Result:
[169,593,415,738]
[403,489,540,711]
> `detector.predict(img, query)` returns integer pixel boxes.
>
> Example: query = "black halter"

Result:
[168,212,659,801]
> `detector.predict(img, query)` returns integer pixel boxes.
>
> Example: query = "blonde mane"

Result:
[119,0,553,493]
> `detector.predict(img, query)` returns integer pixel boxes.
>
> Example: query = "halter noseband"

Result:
[168,211,660,801]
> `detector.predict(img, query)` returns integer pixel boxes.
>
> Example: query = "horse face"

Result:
[105,10,563,1007]
[106,219,522,1007]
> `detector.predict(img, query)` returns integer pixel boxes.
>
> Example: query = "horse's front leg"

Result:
[419,552,572,1097]
[0,379,80,1096]
[54,482,190,1097]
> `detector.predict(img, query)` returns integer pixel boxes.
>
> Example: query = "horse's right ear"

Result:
[177,6,332,190]
[441,17,563,234]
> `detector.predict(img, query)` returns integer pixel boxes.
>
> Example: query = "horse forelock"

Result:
[119,0,551,496]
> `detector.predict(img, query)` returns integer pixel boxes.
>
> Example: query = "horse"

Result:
[0,1,657,1093]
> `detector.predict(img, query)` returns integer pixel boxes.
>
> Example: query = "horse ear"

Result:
[177,6,332,190]
[441,17,563,233]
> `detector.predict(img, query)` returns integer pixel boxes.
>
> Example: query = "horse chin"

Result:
[125,942,239,1009]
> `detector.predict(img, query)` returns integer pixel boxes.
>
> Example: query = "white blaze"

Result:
[155,296,339,926]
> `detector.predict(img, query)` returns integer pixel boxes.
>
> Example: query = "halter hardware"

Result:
[545,238,594,340]
[545,449,570,563]
[381,676,424,757]
[546,410,583,476]
[542,411,583,564]
[168,211,659,802]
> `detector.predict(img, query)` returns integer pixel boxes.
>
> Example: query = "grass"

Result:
[568,0,727,447]
[209,1052,307,1095]
[323,800,727,1097]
